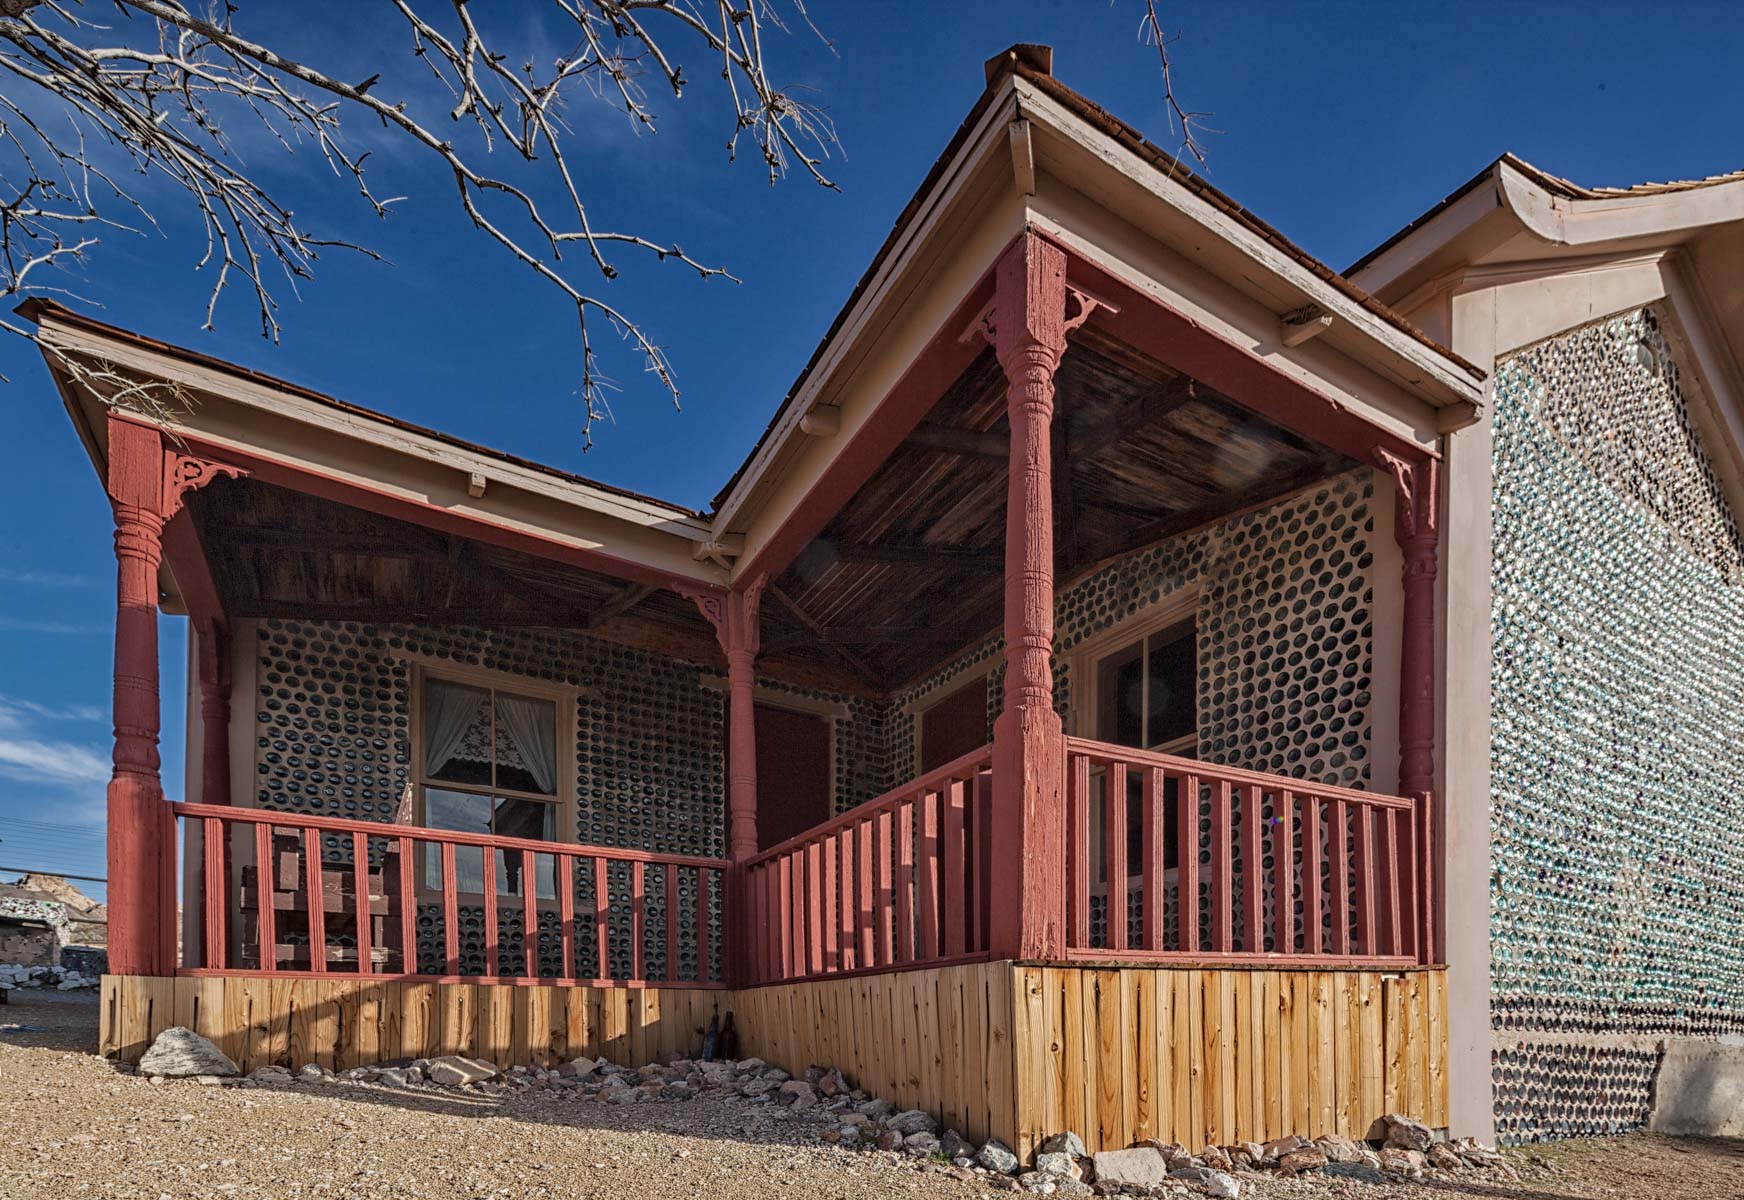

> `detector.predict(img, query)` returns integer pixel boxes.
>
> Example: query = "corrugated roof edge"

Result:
[15,296,707,521]
[709,47,1481,512]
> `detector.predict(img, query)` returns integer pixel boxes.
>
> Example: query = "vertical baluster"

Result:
[695,866,711,984]
[1419,795,1437,965]
[876,809,895,966]
[664,864,680,983]
[1068,755,1091,949]
[778,854,794,980]
[837,828,855,971]
[203,817,227,970]
[1239,783,1263,954]
[822,839,840,972]
[806,840,824,976]
[895,798,915,963]
[559,855,576,982]
[1397,804,1420,962]
[916,794,939,960]
[441,842,459,975]
[789,850,806,979]
[1141,767,1165,951]
[522,849,539,978]
[1209,779,1233,953]
[856,818,876,967]
[483,847,500,978]
[1328,797,1350,955]
[592,856,609,981]
[765,862,780,982]
[1273,792,1295,956]
[974,767,993,953]
[1351,804,1377,957]
[352,830,372,977]
[304,828,328,975]
[944,779,968,958]
[1106,763,1128,952]
[255,822,276,973]
[1376,810,1400,957]
[1300,795,1323,955]
[631,860,646,983]
[395,835,415,975]
[1177,772,1201,954]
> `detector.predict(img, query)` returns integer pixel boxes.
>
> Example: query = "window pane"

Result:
[1097,642,1145,747]
[493,795,555,841]
[494,692,558,795]
[424,679,492,787]
[423,788,490,890]
[1146,627,1197,748]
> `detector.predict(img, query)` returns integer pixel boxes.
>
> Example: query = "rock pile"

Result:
[127,1029,1509,1195]
[0,963,99,992]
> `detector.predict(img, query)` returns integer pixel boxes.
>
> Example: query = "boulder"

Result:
[876,1130,904,1151]
[904,1131,942,1156]
[426,1056,498,1086]
[1088,1147,1168,1188]
[1312,1134,1365,1163]
[886,1109,937,1136]
[1034,1152,1079,1180]
[1200,1146,1232,1171]
[1277,1147,1329,1176]
[1171,1166,1239,1199]
[857,1097,895,1120]
[1426,1142,1465,1171]
[977,1139,1020,1174]
[1259,1135,1308,1161]
[1323,1162,1386,1184]
[816,1067,849,1097]
[940,1130,973,1161]
[1382,1113,1433,1151]
[1378,1147,1427,1176]
[138,1028,239,1078]
[777,1080,817,1110]
[1039,1132,1087,1159]
[1017,1172,1058,1195]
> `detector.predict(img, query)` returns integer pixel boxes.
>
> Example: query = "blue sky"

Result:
[2,1,1741,898]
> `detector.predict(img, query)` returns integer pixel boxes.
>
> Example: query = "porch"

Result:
[39,49,1481,1161]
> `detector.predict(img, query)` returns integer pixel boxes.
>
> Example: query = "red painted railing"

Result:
[172,802,730,986]
[1063,738,1428,967]
[740,745,994,984]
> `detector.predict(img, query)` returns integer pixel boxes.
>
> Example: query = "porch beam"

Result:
[817,539,1001,567]
[584,580,656,629]
[201,523,450,559]
[1063,375,1199,460]
[905,420,1008,459]
[986,229,1070,961]
[766,584,881,690]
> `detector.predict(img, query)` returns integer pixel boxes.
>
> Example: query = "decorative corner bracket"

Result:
[675,573,768,659]
[958,281,1119,349]
[1373,446,1441,554]
[162,450,247,521]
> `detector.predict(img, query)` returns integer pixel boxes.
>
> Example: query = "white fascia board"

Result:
[36,317,714,545]
[1013,80,1483,410]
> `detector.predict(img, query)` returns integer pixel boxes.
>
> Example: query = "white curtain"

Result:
[496,693,557,794]
[423,680,487,777]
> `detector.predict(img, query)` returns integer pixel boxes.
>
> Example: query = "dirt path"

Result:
[3,991,1741,1200]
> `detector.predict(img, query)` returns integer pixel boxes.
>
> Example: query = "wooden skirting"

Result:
[732,962,1015,1148]
[102,964,1447,1160]
[1010,966,1448,1157]
[100,976,725,1073]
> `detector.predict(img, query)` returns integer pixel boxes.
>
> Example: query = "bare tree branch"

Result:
[1137,0,1214,173]
[0,0,838,446]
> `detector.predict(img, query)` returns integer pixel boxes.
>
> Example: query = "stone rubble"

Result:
[0,962,98,993]
[124,1043,1512,1197]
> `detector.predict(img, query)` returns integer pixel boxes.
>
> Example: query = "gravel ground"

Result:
[3,990,1742,1200]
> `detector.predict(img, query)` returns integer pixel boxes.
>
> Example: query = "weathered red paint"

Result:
[523,849,539,979]
[1141,767,1165,951]
[1272,789,1296,955]
[1209,780,1233,953]
[256,823,278,972]
[1239,783,1262,953]
[1178,771,1201,954]
[203,816,226,969]
[355,831,375,976]
[1327,796,1350,956]
[943,780,967,959]
[103,417,171,977]
[1105,763,1128,953]
[304,827,328,975]
[987,230,1070,962]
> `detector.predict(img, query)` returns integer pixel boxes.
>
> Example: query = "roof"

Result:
[1347,152,1744,278]
[26,44,1477,533]
[17,298,705,521]
[711,46,1479,511]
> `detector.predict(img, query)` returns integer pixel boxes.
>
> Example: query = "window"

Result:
[417,673,563,898]
[1090,617,1197,878]
[918,674,989,774]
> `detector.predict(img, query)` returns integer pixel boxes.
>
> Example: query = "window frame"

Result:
[907,658,997,779]
[405,657,580,901]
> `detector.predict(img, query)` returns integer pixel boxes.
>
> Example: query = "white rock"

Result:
[977,1140,1020,1174]
[425,1055,498,1086]
[138,1028,238,1078]
[1090,1147,1169,1188]
[1035,1152,1079,1180]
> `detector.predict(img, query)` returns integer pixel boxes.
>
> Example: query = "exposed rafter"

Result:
[905,420,1008,459]
[767,584,881,690]
[585,581,655,630]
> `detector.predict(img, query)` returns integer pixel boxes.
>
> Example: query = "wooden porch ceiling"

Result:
[181,479,871,695]
[772,327,1355,689]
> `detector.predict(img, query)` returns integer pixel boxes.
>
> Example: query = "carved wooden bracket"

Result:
[162,450,248,521]
[676,574,767,659]
[958,282,1119,350]
[1373,446,1439,550]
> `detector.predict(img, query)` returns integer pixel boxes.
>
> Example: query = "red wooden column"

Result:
[1379,449,1441,964]
[985,231,1070,961]
[105,417,172,977]
[679,576,767,979]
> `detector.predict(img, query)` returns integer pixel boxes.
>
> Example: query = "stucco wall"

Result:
[1489,306,1744,1142]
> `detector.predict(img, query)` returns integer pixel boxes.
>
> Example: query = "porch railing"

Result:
[740,745,994,985]
[1063,738,1426,966]
[173,802,731,986]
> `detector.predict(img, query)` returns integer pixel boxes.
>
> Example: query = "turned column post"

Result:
[105,417,172,976]
[1380,449,1441,965]
[986,231,1070,961]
